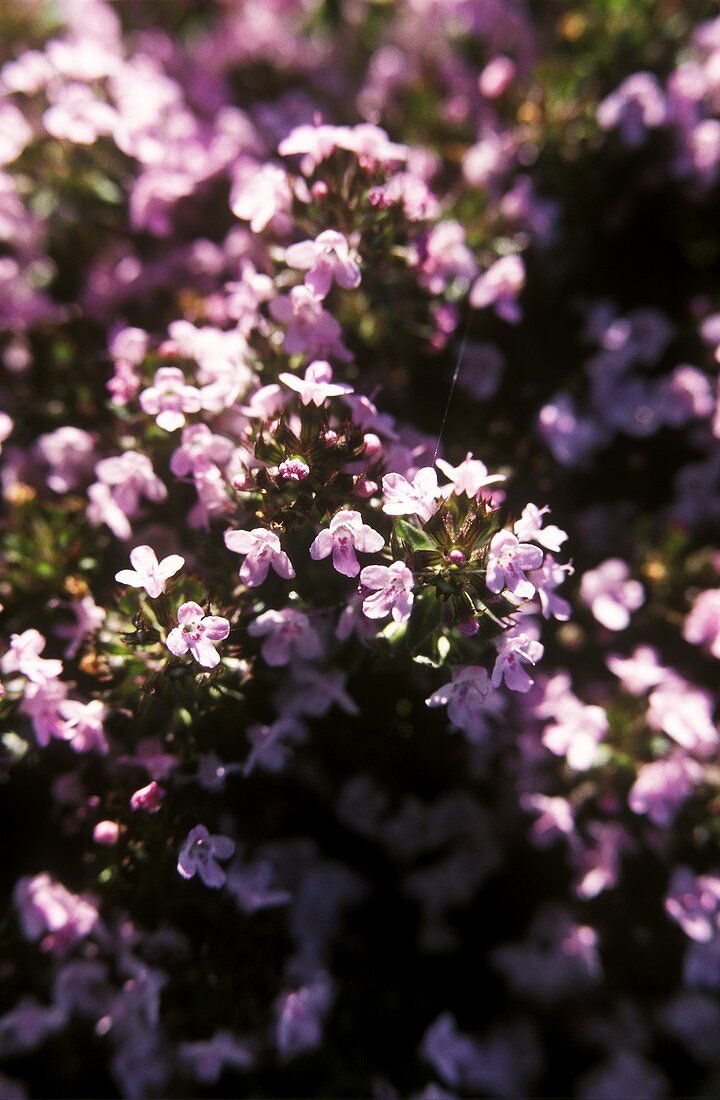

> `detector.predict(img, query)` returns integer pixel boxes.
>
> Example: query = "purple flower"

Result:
[469,254,525,323]
[310,509,384,577]
[278,360,353,407]
[54,594,105,659]
[285,229,361,298]
[166,602,230,669]
[360,562,414,623]
[486,530,544,600]
[683,587,720,659]
[513,503,568,553]
[224,527,295,587]
[1,629,62,683]
[14,874,98,954]
[58,699,108,754]
[665,866,720,942]
[628,754,702,827]
[177,824,235,888]
[139,367,201,432]
[435,453,505,498]
[597,72,667,147]
[492,630,544,693]
[129,780,164,814]
[180,1031,254,1084]
[426,666,504,742]
[647,673,718,757]
[275,974,333,1060]
[269,285,351,360]
[580,558,645,631]
[115,544,184,599]
[230,162,291,232]
[381,467,440,524]
[248,608,323,667]
[529,555,574,621]
[542,696,608,771]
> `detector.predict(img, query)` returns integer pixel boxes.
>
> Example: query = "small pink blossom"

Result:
[269,286,351,360]
[426,665,503,741]
[229,162,291,232]
[1,630,62,684]
[381,467,440,524]
[580,558,645,631]
[130,780,165,813]
[683,588,720,659]
[139,367,202,432]
[277,457,310,481]
[310,509,384,577]
[436,453,505,498]
[278,360,353,407]
[492,631,544,693]
[93,820,120,846]
[14,874,98,954]
[486,530,544,600]
[115,545,184,599]
[360,562,414,623]
[177,824,235,888]
[529,556,574,621]
[647,673,718,757]
[285,230,361,298]
[55,595,105,659]
[57,699,108,755]
[248,608,323,667]
[665,866,720,943]
[513,503,568,554]
[224,528,295,587]
[166,602,230,669]
[170,424,235,478]
[469,254,525,323]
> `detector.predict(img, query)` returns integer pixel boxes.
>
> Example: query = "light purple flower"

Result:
[492,630,544,693]
[169,423,234,478]
[381,467,440,523]
[310,509,384,577]
[115,545,184,599]
[426,666,503,742]
[14,873,98,953]
[285,230,361,298]
[486,530,544,600]
[278,360,353,407]
[180,1031,254,1084]
[177,824,235,888]
[436,453,505,498]
[580,558,644,631]
[469,254,525,323]
[360,562,414,623]
[529,555,573,621]
[269,285,351,360]
[597,72,667,147]
[166,602,230,669]
[1,629,62,683]
[665,866,720,942]
[275,974,333,1060]
[683,588,720,659]
[248,608,323,667]
[224,527,295,587]
[628,754,702,827]
[230,162,291,231]
[58,699,108,755]
[513,503,568,553]
[139,367,202,432]
[605,644,667,694]
[647,673,718,757]
[542,697,608,771]
[130,780,164,814]
[55,594,105,659]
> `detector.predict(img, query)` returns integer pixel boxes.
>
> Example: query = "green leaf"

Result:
[394,517,435,552]
[406,588,443,654]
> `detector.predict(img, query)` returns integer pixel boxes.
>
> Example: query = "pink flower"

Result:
[14,874,98,954]
[436,453,505,498]
[381,467,440,524]
[224,528,295,587]
[492,631,544,693]
[115,545,184,599]
[166,602,230,669]
[93,820,120,846]
[486,530,544,600]
[513,503,568,554]
[278,360,353,407]
[469,254,525,323]
[529,556,574,621]
[683,588,720,659]
[647,673,718,757]
[580,558,645,631]
[139,367,202,432]
[360,562,414,623]
[58,699,108,754]
[426,665,503,741]
[177,824,235,888]
[1,629,62,683]
[170,424,234,478]
[130,780,165,813]
[665,867,720,943]
[230,161,292,232]
[55,594,105,659]
[270,285,351,360]
[248,608,323,667]
[285,230,361,298]
[310,509,384,577]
